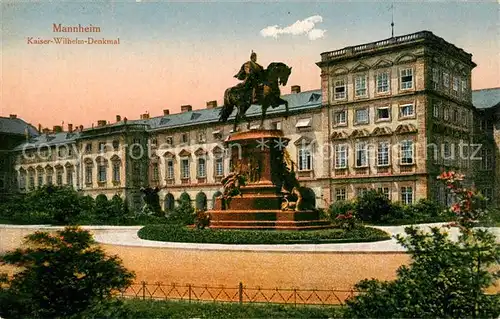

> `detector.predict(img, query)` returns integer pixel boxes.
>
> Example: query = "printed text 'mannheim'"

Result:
[53,23,101,32]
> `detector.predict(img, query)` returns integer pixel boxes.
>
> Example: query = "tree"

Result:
[355,190,391,222]
[345,172,500,318]
[0,226,135,318]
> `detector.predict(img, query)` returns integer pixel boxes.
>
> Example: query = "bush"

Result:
[328,200,355,220]
[355,190,391,223]
[0,226,135,318]
[138,224,390,245]
[166,193,195,225]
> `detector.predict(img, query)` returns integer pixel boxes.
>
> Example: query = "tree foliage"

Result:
[355,190,391,223]
[0,226,135,318]
[345,172,500,318]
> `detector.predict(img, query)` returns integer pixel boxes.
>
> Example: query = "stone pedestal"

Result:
[209,129,331,230]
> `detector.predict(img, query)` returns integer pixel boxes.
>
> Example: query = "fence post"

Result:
[188,284,192,303]
[238,282,243,304]
[142,281,146,300]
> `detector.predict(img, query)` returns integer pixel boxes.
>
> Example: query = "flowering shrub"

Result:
[335,210,358,230]
[437,171,487,230]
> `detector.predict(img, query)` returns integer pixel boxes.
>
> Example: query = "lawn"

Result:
[123,299,345,319]
[138,224,390,244]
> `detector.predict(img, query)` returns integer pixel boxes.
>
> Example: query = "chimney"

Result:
[206,100,217,109]
[116,115,121,122]
[163,109,170,116]
[68,124,73,133]
[53,125,62,133]
[123,117,128,124]
[79,125,84,132]
[38,124,42,134]
[291,85,301,94]
[97,120,106,127]
[42,128,50,134]
[9,114,17,119]
[140,113,150,119]
[181,105,192,113]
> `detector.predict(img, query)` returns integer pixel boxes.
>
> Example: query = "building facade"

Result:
[6,31,500,210]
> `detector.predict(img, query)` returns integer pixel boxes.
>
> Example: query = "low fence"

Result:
[119,281,360,306]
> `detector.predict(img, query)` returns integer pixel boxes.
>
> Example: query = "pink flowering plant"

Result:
[437,171,487,230]
[335,210,358,230]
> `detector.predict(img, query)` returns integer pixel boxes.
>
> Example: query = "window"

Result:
[401,187,413,205]
[400,68,413,89]
[37,173,44,187]
[215,157,224,176]
[112,162,120,182]
[56,170,63,186]
[400,104,414,117]
[85,165,92,184]
[58,148,65,158]
[271,121,282,130]
[166,159,174,179]
[376,107,390,121]
[480,148,492,170]
[356,188,368,197]
[152,163,159,181]
[433,102,440,118]
[197,158,206,177]
[461,79,467,95]
[198,132,206,143]
[98,142,106,153]
[29,172,35,189]
[378,187,390,199]
[400,140,414,165]
[181,158,190,179]
[355,75,367,97]
[453,77,460,94]
[334,110,347,125]
[166,136,173,146]
[443,142,452,160]
[335,188,346,201]
[112,140,119,151]
[453,109,459,123]
[98,164,106,183]
[335,144,348,169]
[296,118,312,128]
[298,147,312,171]
[19,174,26,189]
[85,143,92,153]
[355,109,368,124]
[377,142,390,166]
[68,147,73,156]
[432,68,440,89]
[334,79,346,100]
[181,133,189,144]
[376,72,389,93]
[355,142,368,167]
[443,72,450,88]
[46,173,53,185]
[444,107,450,121]
[66,169,73,186]
[151,138,158,147]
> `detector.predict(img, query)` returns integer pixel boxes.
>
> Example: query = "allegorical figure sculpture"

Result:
[219,51,292,132]
[140,186,162,215]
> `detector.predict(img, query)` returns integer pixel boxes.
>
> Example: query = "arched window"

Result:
[164,193,175,211]
[195,192,207,210]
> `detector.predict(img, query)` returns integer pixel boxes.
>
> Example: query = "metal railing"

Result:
[118,281,360,306]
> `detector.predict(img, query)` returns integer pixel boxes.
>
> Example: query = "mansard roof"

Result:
[472,88,500,110]
[0,117,38,136]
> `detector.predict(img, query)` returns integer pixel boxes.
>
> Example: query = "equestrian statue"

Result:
[218,51,292,132]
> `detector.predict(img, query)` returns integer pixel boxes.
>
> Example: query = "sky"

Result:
[1,1,499,128]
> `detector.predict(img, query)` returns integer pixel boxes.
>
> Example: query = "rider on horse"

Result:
[234,51,265,104]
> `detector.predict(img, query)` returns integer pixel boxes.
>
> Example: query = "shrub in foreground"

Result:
[0,226,135,318]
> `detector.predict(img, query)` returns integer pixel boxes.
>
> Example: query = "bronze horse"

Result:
[219,62,292,132]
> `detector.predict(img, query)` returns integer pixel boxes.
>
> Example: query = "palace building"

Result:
[3,30,500,210]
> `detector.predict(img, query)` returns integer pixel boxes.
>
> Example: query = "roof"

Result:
[472,88,500,109]
[148,89,322,131]
[0,117,38,136]
[13,131,80,151]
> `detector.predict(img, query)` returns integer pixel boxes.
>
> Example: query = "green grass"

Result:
[123,299,345,319]
[367,215,455,226]
[137,224,390,244]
